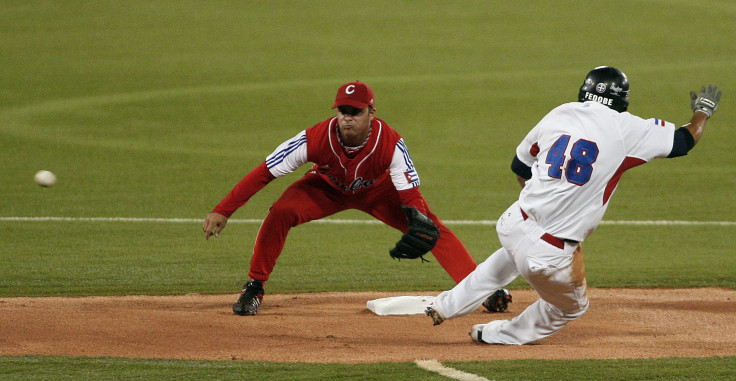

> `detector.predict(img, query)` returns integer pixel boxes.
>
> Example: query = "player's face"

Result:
[337,105,375,146]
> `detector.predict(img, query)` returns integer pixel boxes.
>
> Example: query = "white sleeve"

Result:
[621,115,675,161]
[265,130,308,178]
[389,138,421,191]
[516,123,542,166]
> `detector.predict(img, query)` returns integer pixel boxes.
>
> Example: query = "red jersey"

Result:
[302,117,418,194]
[213,117,427,217]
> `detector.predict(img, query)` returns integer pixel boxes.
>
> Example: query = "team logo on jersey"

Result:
[321,173,376,192]
[347,177,375,191]
[654,118,666,127]
[403,169,419,185]
[595,83,607,93]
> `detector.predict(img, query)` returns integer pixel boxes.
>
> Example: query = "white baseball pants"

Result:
[432,201,588,344]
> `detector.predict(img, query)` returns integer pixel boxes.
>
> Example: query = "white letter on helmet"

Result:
[346,85,355,94]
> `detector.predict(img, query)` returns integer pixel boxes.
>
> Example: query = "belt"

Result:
[520,208,573,250]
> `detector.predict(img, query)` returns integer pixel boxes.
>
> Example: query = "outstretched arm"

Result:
[202,162,276,240]
[669,85,721,158]
[682,110,709,145]
[203,130,309,239]
[210,162,276,218]
[685,84,721,144]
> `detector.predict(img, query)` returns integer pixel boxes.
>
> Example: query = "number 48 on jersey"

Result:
[545,135,599,186]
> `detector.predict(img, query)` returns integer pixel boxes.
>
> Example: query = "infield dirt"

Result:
[1,288,734,363]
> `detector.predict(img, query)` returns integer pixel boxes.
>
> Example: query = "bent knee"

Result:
[265,200,307,226]
[547,295,589,320]
[567,299,589,319]
[561,297,589,320]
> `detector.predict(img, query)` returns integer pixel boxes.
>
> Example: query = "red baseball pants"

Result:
[248,172,477,283]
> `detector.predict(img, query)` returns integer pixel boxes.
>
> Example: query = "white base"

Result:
[366,295,436,315]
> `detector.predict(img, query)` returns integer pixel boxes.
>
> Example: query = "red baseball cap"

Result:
[332,81,375,109]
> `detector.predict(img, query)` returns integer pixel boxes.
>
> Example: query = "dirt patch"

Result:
[1,288,734,363]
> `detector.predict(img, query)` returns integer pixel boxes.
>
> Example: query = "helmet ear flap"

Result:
[578,66,629,112]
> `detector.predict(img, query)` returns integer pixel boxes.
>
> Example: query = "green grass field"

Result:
[2,1,735,379]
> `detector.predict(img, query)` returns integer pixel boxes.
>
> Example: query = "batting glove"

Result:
[690,85,721,118]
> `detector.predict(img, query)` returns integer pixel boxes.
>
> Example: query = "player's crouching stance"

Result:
[426,66,721,345]
[203,81,507,316]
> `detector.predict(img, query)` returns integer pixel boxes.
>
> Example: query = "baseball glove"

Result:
[482,289,512,313]
[389,206,439,261]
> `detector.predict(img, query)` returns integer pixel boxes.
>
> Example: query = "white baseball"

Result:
[34,170,57,187]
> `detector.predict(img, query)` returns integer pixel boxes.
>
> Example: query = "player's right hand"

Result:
[691,85,721,118]
[203,212,228,240]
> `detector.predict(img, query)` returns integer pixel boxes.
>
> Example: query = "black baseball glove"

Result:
[482,289,512,313]
[389,206,439,261]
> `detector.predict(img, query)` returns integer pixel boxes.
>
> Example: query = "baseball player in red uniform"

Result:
[425,67,721,344]
[203,81,481,315]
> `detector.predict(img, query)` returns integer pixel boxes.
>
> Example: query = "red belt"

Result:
[520,209,566,250]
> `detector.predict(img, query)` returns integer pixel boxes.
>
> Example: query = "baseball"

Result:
[34,170,57,187]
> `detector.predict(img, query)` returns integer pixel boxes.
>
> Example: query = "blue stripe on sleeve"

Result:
[396,139,415,170]
[266,134,307,168]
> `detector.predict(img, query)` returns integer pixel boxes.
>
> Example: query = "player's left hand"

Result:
[389,206,439,261]
[691,85,721,118]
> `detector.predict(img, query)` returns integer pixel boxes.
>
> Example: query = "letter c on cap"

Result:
[346,85,355,94]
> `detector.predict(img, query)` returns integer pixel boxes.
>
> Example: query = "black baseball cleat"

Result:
[233,280,264,315]
[425,306,445,326]
[482,289,512,313]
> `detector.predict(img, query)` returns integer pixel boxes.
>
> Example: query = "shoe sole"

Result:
[233,303,259,316]
[425,307,445,326]
[233,290,263,316]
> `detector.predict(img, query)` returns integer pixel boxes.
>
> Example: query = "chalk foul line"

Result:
[1,216,735,227]
[415,359,492,381]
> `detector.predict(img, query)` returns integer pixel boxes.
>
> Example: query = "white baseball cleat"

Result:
[469,324,485,343]
[469,320,509,344]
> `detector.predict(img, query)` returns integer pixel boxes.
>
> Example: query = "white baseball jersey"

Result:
[515,101,675,241]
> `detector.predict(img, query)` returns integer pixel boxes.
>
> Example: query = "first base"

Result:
[366,295,436,316]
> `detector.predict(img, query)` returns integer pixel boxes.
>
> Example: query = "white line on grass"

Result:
[415,359,492,381]
[1,216,735,227]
